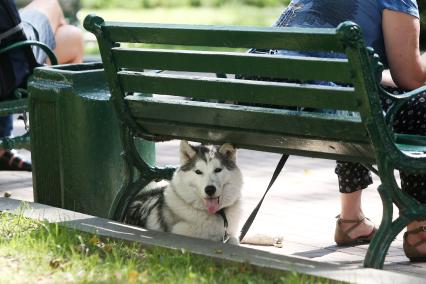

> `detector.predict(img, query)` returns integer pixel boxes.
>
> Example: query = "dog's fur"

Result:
[124,140,243,244]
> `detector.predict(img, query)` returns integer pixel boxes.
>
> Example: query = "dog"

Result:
[124,140,243,244]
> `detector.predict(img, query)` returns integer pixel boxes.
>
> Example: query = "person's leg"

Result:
[21,0,83,64]
[0,115,13,139]
[0,116,31,171]
[21,0,65,32]
[393,92,426,256]
[339,190,375,238]
[53,24,84,64]
[335,162,375,242]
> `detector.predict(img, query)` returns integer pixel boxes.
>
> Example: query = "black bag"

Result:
[0,0,37,99]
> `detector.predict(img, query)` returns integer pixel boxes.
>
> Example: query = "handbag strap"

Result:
[239,154,289,242]
[0,23,23,43]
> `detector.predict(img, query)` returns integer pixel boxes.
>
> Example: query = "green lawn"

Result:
[80,5,284,55]
[80,5,284,26]
[0,211,336,283]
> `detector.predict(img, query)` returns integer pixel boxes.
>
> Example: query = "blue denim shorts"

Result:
[19,9,56,64]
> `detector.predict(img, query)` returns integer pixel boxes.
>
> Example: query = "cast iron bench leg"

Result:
[109,126,175,221]
[364,183,406,268]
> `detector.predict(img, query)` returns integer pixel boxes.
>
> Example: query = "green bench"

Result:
[0,41,56,151]
[0,1,58,151]
[0,0,79,151]
[84,14,426,269]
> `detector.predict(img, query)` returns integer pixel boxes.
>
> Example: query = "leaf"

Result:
[128,270,139,284]
[214,249,223,254]
[89,235,99,246]
[103,244,113,253]
[49,258,63,269]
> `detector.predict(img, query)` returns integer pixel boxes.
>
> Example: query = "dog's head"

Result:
[172,140,243,214]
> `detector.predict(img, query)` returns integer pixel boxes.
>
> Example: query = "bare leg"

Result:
[53,25,84,63]
[339,190,375,239]
[22,0,84,64]
[21,0,65,32]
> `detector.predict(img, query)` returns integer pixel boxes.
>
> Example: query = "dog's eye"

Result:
[195,169,203,175]
[214,168,222,173]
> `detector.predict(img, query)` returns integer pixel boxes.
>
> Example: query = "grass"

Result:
[79,5,284,26]
[80,5,284,55]
[0,211,337,284]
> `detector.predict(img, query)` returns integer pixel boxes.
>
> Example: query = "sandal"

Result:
[0,150,31,172]
[403,225,426,262]
[334,215,376,246]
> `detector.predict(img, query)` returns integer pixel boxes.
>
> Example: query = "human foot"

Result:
[335,215,376,246]
[404,220,426,261]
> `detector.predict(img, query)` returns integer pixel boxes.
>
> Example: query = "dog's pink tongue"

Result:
[205,198,219,214]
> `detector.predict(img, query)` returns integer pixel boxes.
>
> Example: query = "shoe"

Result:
[403,225,426,262]
[0,150,31,172]
[334,215,377,246]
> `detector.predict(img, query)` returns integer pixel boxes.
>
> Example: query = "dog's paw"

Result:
[240,234,284,247]
[226,236,240,245]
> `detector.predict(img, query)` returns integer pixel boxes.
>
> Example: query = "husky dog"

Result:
[124,140,243,244]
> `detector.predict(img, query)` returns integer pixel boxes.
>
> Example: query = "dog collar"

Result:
[216,209,230,243]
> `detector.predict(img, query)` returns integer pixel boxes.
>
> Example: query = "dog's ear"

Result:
[180,140,196,165]
[219,143,236,162]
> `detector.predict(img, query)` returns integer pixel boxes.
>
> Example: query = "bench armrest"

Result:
[380,85,426,126]
[0,40,58,65]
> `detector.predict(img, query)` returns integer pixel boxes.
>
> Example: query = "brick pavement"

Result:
[1,132,426,279]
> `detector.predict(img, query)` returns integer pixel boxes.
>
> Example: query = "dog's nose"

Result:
[204,185,216,196]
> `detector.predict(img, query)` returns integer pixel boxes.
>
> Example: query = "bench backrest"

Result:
[85,15,391,164]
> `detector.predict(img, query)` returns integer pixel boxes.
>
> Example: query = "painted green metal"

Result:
[0,98,28,116]
[112,48,352,83]
[119,72,358,110]
[99,22,344,52]
[0,39,58,151]
[28,63,155,218]
[0,40,58,65]
[84,15,426,269]
[127,97,368,142]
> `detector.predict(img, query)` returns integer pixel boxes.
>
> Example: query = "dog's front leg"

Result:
[226,236,239,245]
[224,200,243,245]
[170,222,193,238]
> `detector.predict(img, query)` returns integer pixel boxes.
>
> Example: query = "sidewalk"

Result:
[1,136,426,279]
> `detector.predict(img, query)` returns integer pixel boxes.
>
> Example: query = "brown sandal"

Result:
[403,225,426,262]
[334,215,377,246]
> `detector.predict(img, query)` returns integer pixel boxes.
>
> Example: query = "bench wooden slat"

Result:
[126,96,369,143]
[395,133,426,147]
[113,48,352,83]
[137,119,375,163]
[119,72,359,110]
[395,134,426,156]
[104,22,344,51]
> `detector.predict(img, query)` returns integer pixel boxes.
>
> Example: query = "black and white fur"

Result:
[124,140,243,244]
